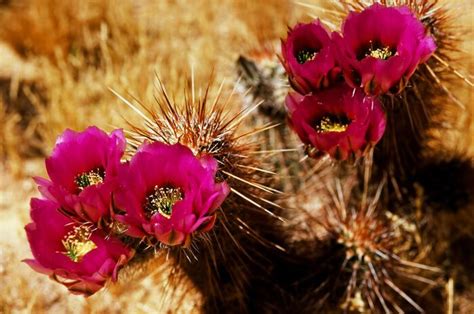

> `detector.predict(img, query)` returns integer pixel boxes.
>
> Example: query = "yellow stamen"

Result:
[365,41,395,60]
[296,49,317,64]
[368,47,393,60]
[145,186,183,219]
[315,115,351,133]
[62,225,97,262]
[75,168,105,190]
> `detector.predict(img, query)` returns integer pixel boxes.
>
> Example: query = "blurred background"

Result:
[0,0,472,313]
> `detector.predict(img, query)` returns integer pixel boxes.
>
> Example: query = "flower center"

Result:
[296,48,317,64]
[109,220,128,235]
[75,168,105,190]
[367,46,394,60]
[315,115,351,133]
[62,225,97,262]
[358,41,396,60]
[145,185,183,219]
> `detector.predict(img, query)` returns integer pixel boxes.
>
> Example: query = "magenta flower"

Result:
[286,83,386,160]
[333,4,436,95]
[281,20,339,94]
[115,142,229,247]
[24,198,133,296]
[35,126,126,224]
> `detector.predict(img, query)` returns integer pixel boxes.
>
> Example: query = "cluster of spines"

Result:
[227,1,474,312]
[113,74,289,312]
[261,1,473,312]
[99,1,473,312]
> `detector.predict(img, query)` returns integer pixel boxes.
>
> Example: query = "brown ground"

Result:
[0,0,472,313]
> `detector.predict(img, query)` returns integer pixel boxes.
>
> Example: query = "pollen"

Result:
[296,48,317,64]
[366,41,395,60]
[368,47,393,60]
[75,168,105,190]
[62,225,97,262]
[315,115,351,133]
[145,185,183,219]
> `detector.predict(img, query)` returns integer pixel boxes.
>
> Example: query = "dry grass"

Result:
[0,0,472,313]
